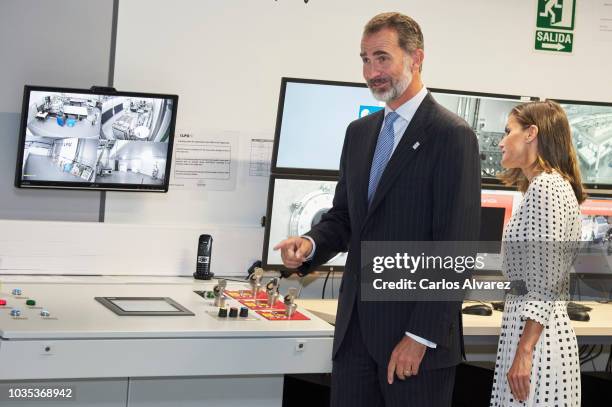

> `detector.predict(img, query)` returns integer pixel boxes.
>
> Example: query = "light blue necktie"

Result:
[367,111,400,206]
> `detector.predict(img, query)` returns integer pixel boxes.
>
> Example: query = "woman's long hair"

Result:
[498,100,587,204]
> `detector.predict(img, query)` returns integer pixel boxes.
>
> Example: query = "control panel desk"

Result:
[0,276,334,407]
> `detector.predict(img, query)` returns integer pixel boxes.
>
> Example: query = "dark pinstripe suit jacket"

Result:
[300,92,481,370]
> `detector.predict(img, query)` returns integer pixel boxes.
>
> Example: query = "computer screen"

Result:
[480,207,505,242]
[573,197,612,276]
[480,188,523,226]
[431,90,537,181]
[552,99,612,189]
[262,179,526,271]
[272,78,537,180]
[273,78,382,173]
[579,198,612,242]
[15,85,178,192]
[478,188,523,272]
[262,175,346,270]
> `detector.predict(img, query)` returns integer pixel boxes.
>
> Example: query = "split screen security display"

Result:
[15,85,178,192]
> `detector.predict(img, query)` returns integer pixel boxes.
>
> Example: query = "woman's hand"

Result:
[507,346,533,402]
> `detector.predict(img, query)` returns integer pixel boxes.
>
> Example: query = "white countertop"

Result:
[0,276,334,340]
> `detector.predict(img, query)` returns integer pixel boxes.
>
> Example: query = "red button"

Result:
[0,299,6,306]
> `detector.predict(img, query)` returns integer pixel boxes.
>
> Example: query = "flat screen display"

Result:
[112,299,180,312]
[271,78,537,180]
[273,79,382,173]
[579,198,612,243]
[477,188,523,272]
[480,207,505,242]
[573,197,612,275]
[431,90,537,180]
[553,99,612,190]
[262,178,526,272]
[95,296,194,316]
[15,85,178,192]
[477,192,612,275]
[262,175,346,270]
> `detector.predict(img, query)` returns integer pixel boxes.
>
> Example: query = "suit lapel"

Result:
[361,95,435,230]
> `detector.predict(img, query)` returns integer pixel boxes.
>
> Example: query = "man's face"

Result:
[361,28,414,103]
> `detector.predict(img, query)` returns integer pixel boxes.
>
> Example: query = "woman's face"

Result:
[499,115,536,169]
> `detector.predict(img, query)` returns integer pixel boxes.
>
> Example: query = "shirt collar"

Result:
[384,86,428,123]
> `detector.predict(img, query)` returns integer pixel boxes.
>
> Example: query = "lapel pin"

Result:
[412,142,420,150]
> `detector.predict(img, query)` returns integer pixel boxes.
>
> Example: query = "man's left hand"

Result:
[386,335,427,384]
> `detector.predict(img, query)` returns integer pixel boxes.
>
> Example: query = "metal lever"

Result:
[266,277,280,307]
[284,287,298,318]
[213,279,227,307]
[250,268,264,299]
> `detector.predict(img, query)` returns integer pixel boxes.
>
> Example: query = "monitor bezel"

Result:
[14,85,179,192]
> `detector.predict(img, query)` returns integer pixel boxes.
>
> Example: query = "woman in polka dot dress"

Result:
[490,101,586,406]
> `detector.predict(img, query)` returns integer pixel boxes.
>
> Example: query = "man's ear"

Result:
[411,49,424,72]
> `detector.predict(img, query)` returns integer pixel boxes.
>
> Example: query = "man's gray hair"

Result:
[364,12,424,55]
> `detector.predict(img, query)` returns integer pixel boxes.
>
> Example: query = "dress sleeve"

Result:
[518,176,569,326]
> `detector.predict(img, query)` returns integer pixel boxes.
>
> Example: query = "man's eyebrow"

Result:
[360,50,391,58]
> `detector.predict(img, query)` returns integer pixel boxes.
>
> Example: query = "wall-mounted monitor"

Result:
[15,85,178,192]
[430,89,538,183]
[271,77,537,182]
[262,175,527,273]
[262,174,346,271]
[551,99,612,191]
[272,78,381,175]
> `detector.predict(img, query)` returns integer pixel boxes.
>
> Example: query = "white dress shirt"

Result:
[302,86,436,349]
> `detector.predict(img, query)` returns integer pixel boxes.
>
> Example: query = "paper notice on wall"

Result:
[599,1,612,41]
[249,138,273,177]
[170,130,239,190]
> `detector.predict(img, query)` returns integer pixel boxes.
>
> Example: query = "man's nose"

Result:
[365,68,382,81]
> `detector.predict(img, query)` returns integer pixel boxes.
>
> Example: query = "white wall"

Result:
[0,219,261,276]
[114,0,612,130]
[3,0,609,277]
[100,0,611,277]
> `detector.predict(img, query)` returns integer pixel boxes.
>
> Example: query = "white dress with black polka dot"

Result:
[490,171,581,407]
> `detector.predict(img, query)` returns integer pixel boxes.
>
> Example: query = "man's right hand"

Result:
[273,237,313,269]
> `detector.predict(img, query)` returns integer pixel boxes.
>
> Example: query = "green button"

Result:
[26,299,36,306]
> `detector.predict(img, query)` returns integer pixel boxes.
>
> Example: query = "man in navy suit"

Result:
[274,12,480,407]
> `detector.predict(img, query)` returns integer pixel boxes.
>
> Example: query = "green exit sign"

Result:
[535,0,576,53]
[535,30,573,52]
[537,0,576,30]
